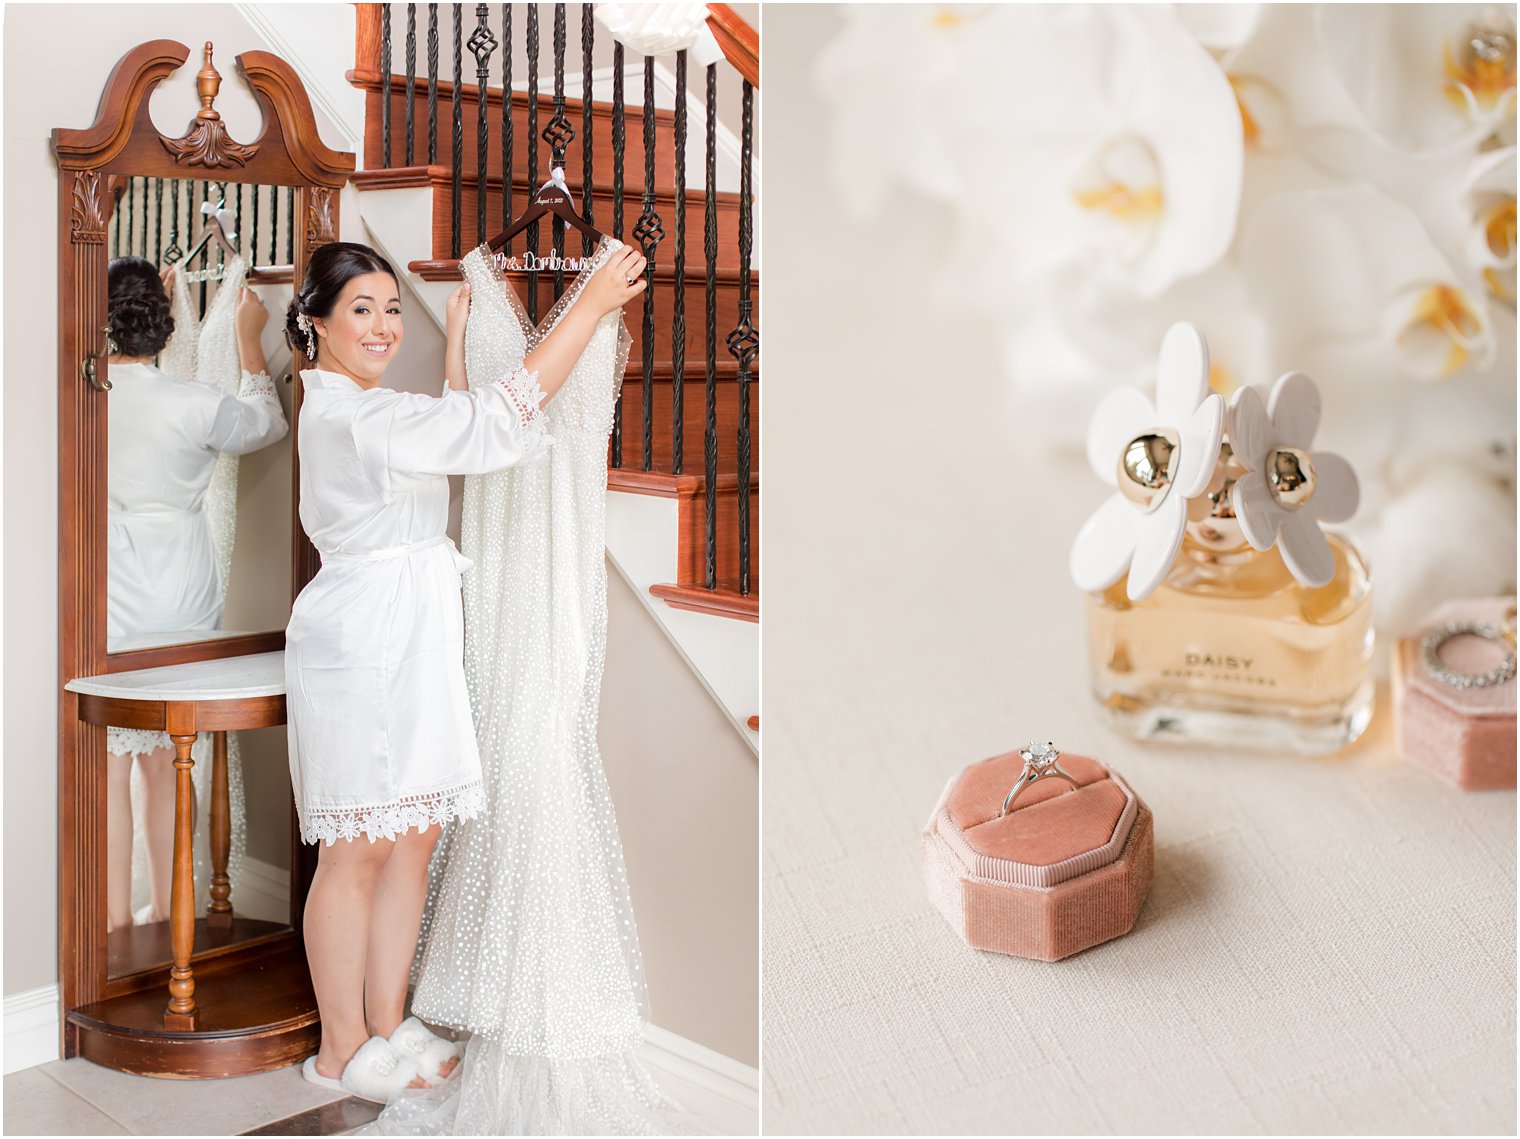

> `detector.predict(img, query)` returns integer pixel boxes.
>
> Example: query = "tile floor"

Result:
[3,1054,756,1135]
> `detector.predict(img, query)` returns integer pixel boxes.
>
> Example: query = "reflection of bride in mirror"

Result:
[104,255,288,932]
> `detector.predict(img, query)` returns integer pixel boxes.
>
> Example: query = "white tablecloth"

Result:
[760,14,1516,1131]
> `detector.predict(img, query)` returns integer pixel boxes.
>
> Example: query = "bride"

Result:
[284,239,646,1104]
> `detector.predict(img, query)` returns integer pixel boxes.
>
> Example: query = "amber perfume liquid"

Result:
[1086,533,1374,754]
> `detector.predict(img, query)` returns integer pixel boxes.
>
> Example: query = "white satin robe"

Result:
[107,362,288,641]
[284,366,551,845]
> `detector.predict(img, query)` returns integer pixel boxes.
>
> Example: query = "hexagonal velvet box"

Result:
[923,750,1152,962]
[1394,597,1517,791]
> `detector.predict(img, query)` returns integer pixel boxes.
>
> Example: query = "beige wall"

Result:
[6,6,757,1073]
[601,566,759,1068]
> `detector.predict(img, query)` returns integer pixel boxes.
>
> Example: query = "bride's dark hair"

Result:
[107,256,175,358]
[285,241,398,360]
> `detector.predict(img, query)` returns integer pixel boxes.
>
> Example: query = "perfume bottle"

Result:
[1071,324,1375,755]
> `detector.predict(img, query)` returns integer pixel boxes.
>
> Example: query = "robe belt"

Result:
[320,534,474,574]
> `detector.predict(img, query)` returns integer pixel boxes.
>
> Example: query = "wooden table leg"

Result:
[165,731,199,1031]
[207,731,232,929]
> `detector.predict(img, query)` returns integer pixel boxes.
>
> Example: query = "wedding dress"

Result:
[107,257,279,916]
[371,236,694,1135]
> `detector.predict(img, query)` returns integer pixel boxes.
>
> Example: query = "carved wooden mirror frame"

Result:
[52,40,352,1040]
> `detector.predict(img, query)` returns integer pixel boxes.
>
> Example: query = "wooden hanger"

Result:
[486,166,602,254]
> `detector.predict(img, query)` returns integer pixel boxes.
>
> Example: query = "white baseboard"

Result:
[640,1022,758,1116]
[3,985,60,1075]
[235,855,292,925]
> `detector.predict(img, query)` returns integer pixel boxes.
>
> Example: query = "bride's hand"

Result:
[583,246,647,316]
[445,283,471,342]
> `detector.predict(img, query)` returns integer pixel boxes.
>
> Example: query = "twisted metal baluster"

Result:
[525,5,540,322]
[450,3,462,258]
[427,4,439,164]
[671,49,687,475]
[152,178,163,261]
[469,5,497,246]
[728,80,758,596]
[381,4,392,165]
[580,3,595,260]
[163,179,184,265]
[634,57,664,471]
[545,2,573,297]
[198,181,208,317]
[501,5,512,244]
[124,177,134,258]
[249,180,259,266]
[285,186,295,263]
[609,41,626,468]
[703,65,718,588]
[268,185,279,266]
[233,181,244,259]
[405,4,417,165]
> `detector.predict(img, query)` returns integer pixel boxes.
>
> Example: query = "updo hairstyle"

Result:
[107,256,175,358]
[285,241,399,360]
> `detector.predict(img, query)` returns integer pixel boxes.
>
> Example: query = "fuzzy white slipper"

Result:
[306,1037,424,1104]
[388,1016,462,1083]
[301,1054,346,1095]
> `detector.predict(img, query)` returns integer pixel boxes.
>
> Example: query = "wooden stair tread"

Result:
[649,581,758,621]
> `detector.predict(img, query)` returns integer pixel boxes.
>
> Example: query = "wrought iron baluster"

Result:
[268,185,279,266]
[163,179,184,265]
[546,2,572,298]
[580,3,595,260]
[427,4,439,165]
[233,181,244,260]
[729,80,758,596]
[525,5,540,323]
[703,65,718,587]
[153,178,163,261]
[671,49,687,475]
[381,4,392,165]
[124,177,135,258]
[286,186,295,263]
[450,4,462,258]
[610,41,626,467]
[501,4,513,245]
[250,179,259,266]
[634,56,664,472]
[469,5,496,247]
[405,4,417,164]
[198,181,208,316]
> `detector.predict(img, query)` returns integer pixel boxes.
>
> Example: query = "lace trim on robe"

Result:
[238,369,276,398]
[300,779,486,846]
[107,726,173,758]
[496,366,555,462]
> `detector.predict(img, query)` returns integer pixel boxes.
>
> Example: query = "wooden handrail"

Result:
[707,4,759,88]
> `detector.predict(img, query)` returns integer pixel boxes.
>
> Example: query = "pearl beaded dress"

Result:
[373,237,694,1134]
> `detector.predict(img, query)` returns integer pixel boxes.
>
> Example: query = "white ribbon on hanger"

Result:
[593,3,725,68]
[200,199,239,244]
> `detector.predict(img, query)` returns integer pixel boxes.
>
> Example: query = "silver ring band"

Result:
[1422,621,1517,690]
[999,741,1080,818]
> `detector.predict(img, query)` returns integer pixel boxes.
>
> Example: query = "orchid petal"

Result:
[1267,371,1321,446]
[1127,491,1188,601]
[1227,386,1273,469]
[1071,493,1143,593]
[1154,321,1212,423]
[1173,393,1226,499]
[1308,451,1360,524]
[1278,509,1335,587]
[1231,468,1280,551]
[1086,386,1157,485]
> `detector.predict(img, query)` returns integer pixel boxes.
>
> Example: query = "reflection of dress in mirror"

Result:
[103,256,287,932]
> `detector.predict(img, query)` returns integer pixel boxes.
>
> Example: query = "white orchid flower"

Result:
[1070,323,1225,601]
[1227,372,1360,588]
[1317,4,1517,156]
[927,5,1245,299]
[1465,145,1517,303]
[1240,185,1496,383]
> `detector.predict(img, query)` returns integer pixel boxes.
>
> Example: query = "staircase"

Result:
[342,4,758,743]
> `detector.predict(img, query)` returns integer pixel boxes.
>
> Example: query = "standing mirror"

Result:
[55,39,353,1075]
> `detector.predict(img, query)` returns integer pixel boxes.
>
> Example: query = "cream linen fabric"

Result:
[761,14,1516,1131]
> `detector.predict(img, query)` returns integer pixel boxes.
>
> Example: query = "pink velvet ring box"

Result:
[1394,596,1517,790]
[922,751,1153,962]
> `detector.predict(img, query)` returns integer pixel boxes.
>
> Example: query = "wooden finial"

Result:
[195,42,222,123]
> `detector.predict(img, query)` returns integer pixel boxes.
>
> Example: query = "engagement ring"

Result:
[1000,741,1081,817]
